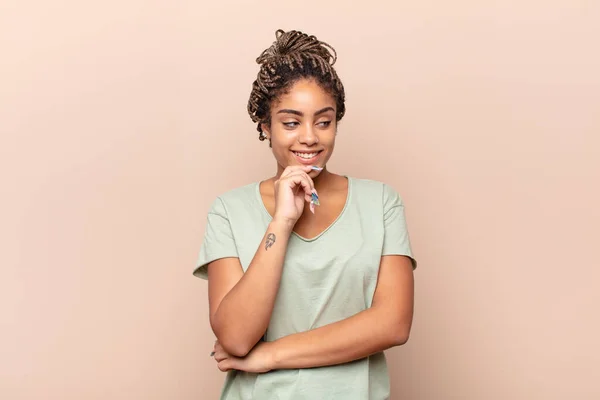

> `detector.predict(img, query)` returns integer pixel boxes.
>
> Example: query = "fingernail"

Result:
[311,192,320,206]
[309,202,315,214]
[210,351,215,357]
[310,166,323,171]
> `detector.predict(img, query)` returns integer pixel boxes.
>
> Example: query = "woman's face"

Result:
[262,78,337,178]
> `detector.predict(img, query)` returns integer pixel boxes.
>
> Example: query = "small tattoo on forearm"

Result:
[265,233,276,250]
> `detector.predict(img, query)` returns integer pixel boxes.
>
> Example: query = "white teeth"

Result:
[294,152,318,159]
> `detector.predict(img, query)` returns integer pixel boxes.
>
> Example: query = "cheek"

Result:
[270,128,294,145]
[322,133,336,149]
[269,137,294,162]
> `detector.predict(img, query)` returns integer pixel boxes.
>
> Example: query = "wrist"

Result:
[270,216,296,233]
[264,340,281,370]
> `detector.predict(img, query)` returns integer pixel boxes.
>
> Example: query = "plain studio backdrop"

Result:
[1,1,599,399]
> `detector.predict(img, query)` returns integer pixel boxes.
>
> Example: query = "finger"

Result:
[281,165,315,178]
[284,170,315,189]
[218,358,235,372]
[213,349,228,362]
[297,176,315,203]
[277,170,314,196]
[305,192,313,203]
[284,173,313,199]
[297,172,315,198]
[280,165,303,178]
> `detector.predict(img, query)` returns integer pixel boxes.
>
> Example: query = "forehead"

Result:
[273,79,335,111]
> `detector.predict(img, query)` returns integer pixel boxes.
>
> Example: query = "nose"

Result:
[298,126,319,145]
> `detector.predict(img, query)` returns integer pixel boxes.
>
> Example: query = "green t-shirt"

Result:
[194,177,417,400]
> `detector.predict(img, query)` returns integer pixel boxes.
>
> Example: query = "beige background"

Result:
[2,1,599,399]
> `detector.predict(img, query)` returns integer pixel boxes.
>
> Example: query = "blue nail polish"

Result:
[310,166,323,171]
[311,192,320,206]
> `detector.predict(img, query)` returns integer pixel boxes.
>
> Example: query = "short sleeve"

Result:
[193,197,239,280]
[382,184,417,270]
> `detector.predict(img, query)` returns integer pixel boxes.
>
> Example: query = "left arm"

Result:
[213,255,414,372]
[271,253,414,369]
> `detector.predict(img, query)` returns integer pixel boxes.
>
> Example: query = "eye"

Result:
[317,121,332,128]
[283,122,299,128]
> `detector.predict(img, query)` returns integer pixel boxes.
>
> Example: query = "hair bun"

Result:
[256,29,337,67]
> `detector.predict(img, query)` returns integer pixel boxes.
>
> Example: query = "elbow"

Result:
[211,319,256,357]
[222,340,253,358]
[392,331,410,347]
[214,332,256,357]
[389,324,411,347]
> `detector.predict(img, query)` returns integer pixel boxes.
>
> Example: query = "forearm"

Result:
[212,218,293,355]
[270,307,410,370]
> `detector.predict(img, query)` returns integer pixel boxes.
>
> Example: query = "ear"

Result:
[260,123,271,140]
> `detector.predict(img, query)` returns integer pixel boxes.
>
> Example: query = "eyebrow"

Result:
[276,107,335,117]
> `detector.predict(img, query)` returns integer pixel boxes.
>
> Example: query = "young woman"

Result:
[194,29,417,400]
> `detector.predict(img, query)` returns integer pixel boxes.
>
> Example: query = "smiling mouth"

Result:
[292,151,322,159]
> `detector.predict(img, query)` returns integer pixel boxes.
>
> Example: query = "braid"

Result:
[247,29,346,141]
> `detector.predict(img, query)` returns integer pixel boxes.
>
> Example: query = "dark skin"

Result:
[259,175,347,239]
[209,78,414,373]
[259,78,349,239]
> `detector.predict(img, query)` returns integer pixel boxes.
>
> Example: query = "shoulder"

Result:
[207,182,259,217]
[349,177,404,209]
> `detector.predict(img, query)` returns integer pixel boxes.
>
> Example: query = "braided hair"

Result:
[247,29,346,142]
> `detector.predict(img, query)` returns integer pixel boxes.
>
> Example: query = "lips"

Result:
[292,150,322,164]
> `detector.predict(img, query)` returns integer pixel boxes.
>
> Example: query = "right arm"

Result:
[207,218,293,357]
[207,166,315,357]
